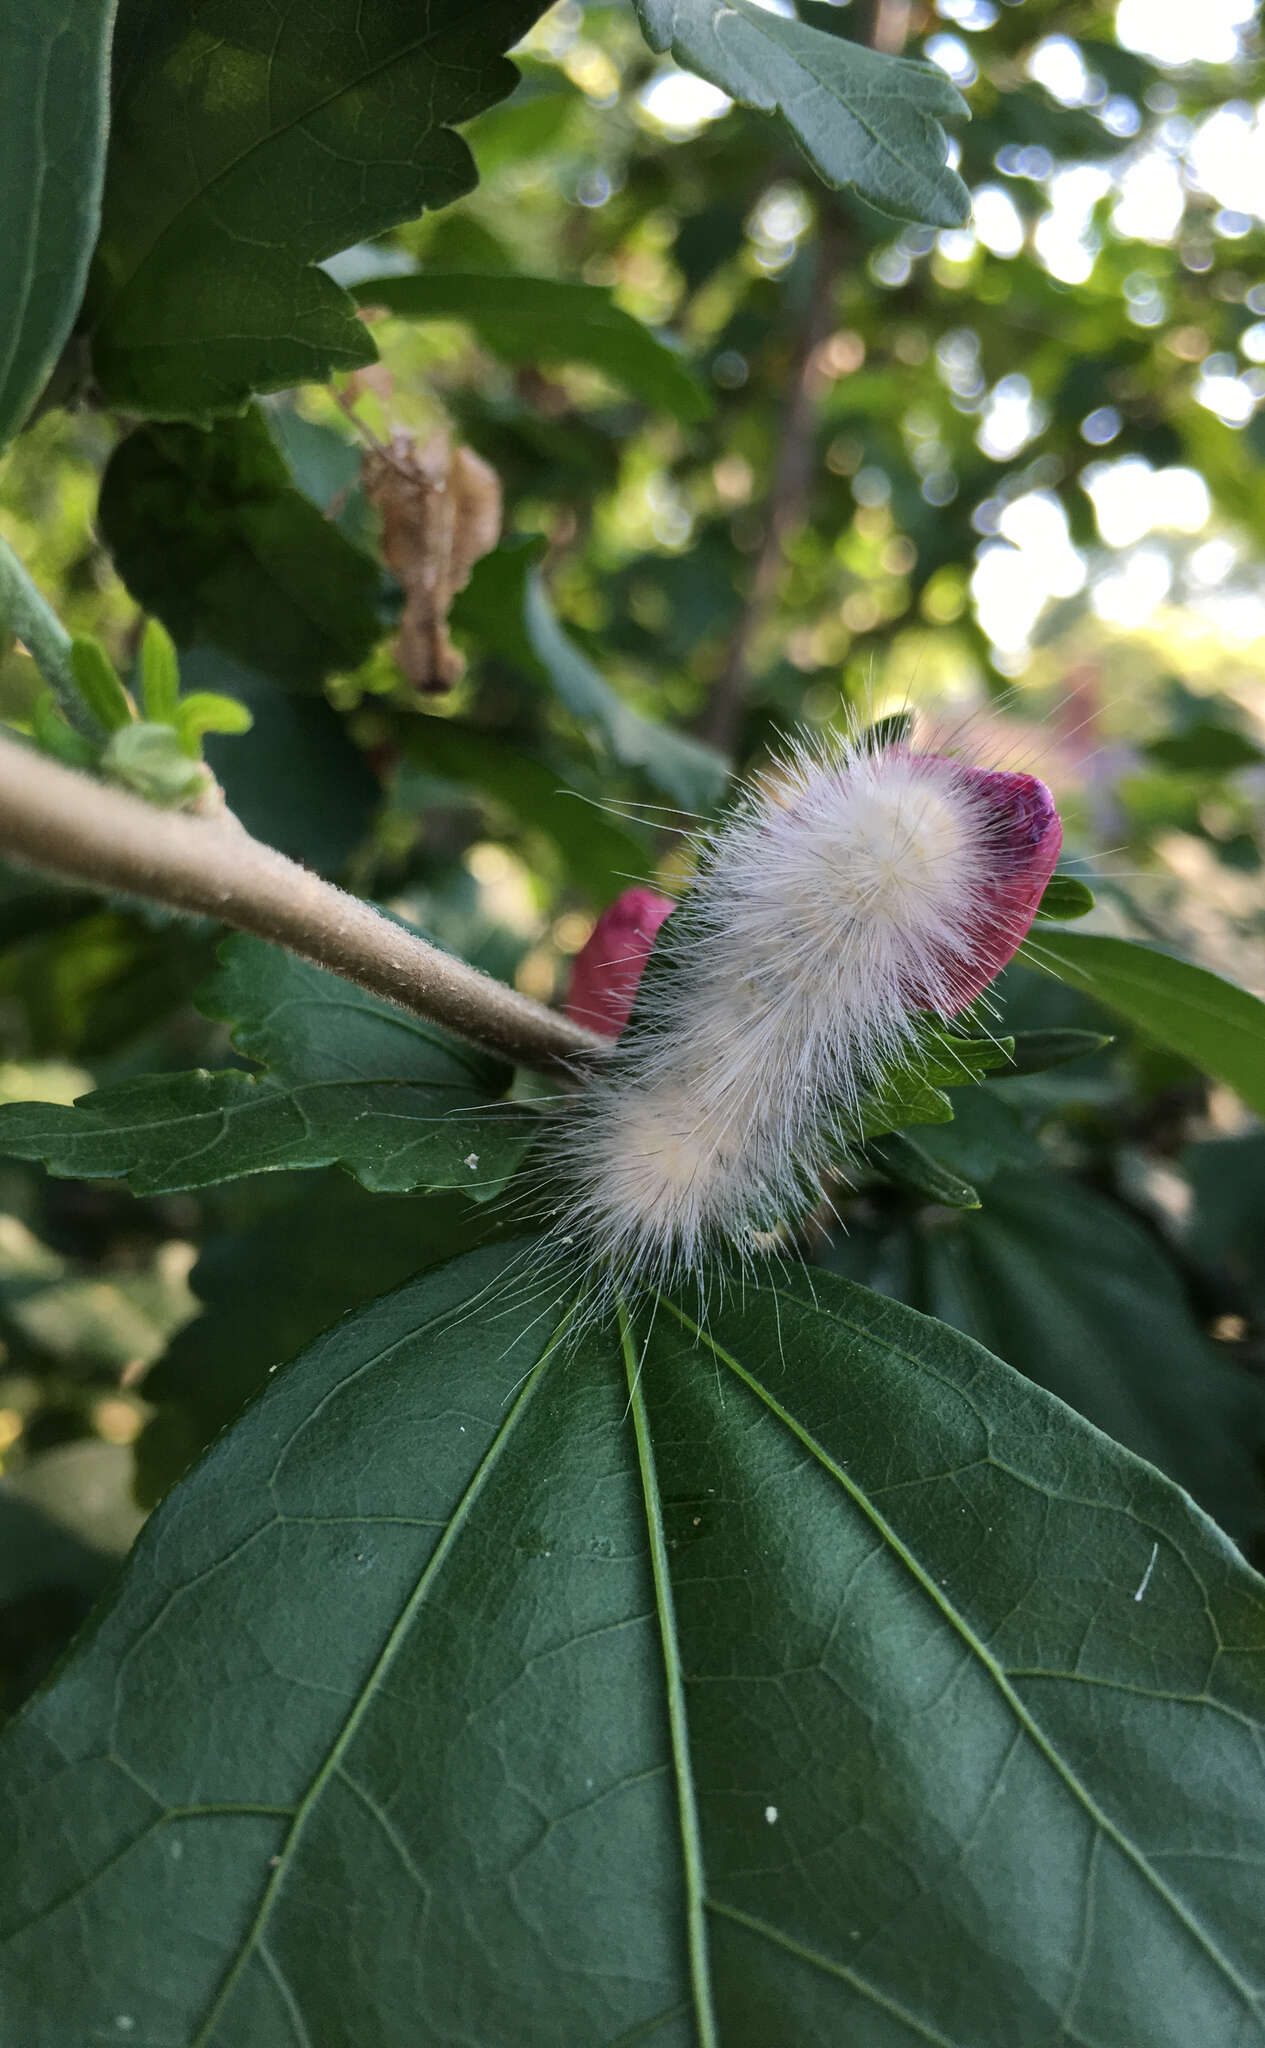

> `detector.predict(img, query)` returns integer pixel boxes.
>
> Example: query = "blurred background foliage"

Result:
[1,0,1264,1698]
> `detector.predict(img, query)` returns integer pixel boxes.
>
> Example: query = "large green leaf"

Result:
[354,271,712,422]
[1023,929,1265,1118]
[134,1173,502,1503]
[2,1248,1262,2042]
[98,412,381,691]
[0,935,537,1199]
[0,0,113,450]
[825,1171,1265,1545]
[631,0,969,226]
[454,541,730,811]
[83,0,545,418]
[0,1489,114,1716]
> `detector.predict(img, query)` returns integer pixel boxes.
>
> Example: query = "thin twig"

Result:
[0,534,104,742]
[0,733,603,1073]
[855,0,911,56]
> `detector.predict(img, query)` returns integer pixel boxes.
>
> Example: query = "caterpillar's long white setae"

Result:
[553,727,1062,1297]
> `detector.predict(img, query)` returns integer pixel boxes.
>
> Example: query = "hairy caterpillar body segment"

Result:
[553,732,1062,1298]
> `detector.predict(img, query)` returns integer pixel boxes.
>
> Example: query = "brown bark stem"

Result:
[0,734,603,1072]
[701,210,848,754]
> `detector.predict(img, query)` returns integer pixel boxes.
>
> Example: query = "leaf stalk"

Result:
[0,534,105,742]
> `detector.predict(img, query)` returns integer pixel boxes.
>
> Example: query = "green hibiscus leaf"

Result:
[353,271,712,422]
[0,0,113,449]
[0,934,537,1199]
[824,1172,1265,1543]
[135,1172,498,1504]
[82,0,547,418]
[0,1249,1261,2042]
[1023,929,1265,1118]
[401,718,649,904]
[453,540,731,812]
[98,412,381,691]
[1036,873,1096,921]
[865,1126,981,1207]
[186,648,380,875]
[1002,1027,1113,1074]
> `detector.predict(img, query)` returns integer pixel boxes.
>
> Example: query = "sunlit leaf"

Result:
[631,0,969,225]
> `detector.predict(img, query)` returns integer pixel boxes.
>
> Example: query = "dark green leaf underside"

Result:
[134,1176,499,1505]
[1,1248,1261,2044]
[825,1170,1265,1544]
[85,0,547,417]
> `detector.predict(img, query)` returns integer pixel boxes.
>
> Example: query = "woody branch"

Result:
[0,732,603,1073]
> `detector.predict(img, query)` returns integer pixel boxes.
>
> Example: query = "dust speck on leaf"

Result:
[1133,1540,1159,1603]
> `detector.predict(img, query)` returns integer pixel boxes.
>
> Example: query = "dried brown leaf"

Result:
[363,432,502,692]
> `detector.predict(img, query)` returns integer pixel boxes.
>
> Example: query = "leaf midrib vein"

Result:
[619,1301,719,2048]
[663,1296,1262,2013]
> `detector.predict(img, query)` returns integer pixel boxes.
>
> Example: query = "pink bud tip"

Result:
[942,764,1063,1006]
[564,887,674,1038]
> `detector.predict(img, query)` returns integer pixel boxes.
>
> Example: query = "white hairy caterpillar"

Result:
[549,723,1062,1301]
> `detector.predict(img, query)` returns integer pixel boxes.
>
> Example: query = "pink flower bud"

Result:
[564,887,674,1038]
